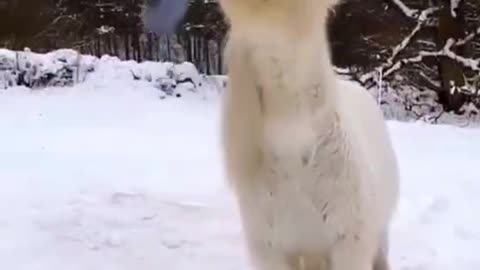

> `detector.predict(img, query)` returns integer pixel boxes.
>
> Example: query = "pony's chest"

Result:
[240,169,350,251]
[262,115,317,160]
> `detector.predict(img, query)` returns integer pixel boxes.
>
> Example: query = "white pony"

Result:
[220,1,400,270]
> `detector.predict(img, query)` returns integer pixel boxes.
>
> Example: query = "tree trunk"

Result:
[434,2,467,112]
[112,34,119,57]
[166,35,171,61]
[217,39,223,74]
[147,32,154,60]
[205,38,210,75]
[124,33,130,60]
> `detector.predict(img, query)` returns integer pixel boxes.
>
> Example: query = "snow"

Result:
[388,122,480,270]
[1,61,480,270]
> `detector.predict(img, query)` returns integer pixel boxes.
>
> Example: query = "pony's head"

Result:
[220,0,340,38]
[219,0,339,19]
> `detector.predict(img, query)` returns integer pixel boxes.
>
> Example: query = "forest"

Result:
[1,0,479,118]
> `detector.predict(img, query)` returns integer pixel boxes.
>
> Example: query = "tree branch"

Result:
[359,7,440,83]
[390,0,419,18]
[456,26,480,46]
[382,37,480,79]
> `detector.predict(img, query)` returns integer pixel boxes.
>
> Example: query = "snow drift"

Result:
[0,48,226,99]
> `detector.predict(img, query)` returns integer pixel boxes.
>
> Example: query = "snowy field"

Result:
[1,65,480,270]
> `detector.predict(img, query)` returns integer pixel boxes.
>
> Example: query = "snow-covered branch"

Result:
[388,20,422,63]
[33,15,73,39]
[390,0,419,18]
[456,26,480,46]
[390,0,440,21]
[359,7,440,83]
[382,37,480,79]
[360,11,480,85]
[443,39,480,71]
[450,0,463,17]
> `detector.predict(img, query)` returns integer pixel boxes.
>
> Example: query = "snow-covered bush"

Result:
[335,68,479,126]
[360,76,480,127]
[0,49,17,89]
[0,48,98,89]
[95,55,219,98]
[0,48,223,99]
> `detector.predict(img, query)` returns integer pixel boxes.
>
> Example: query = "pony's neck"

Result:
[229,10,338,117]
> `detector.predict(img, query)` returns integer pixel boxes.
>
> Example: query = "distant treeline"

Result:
[1,0,479,112]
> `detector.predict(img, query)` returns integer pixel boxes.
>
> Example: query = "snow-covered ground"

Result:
[0,66,479,270]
